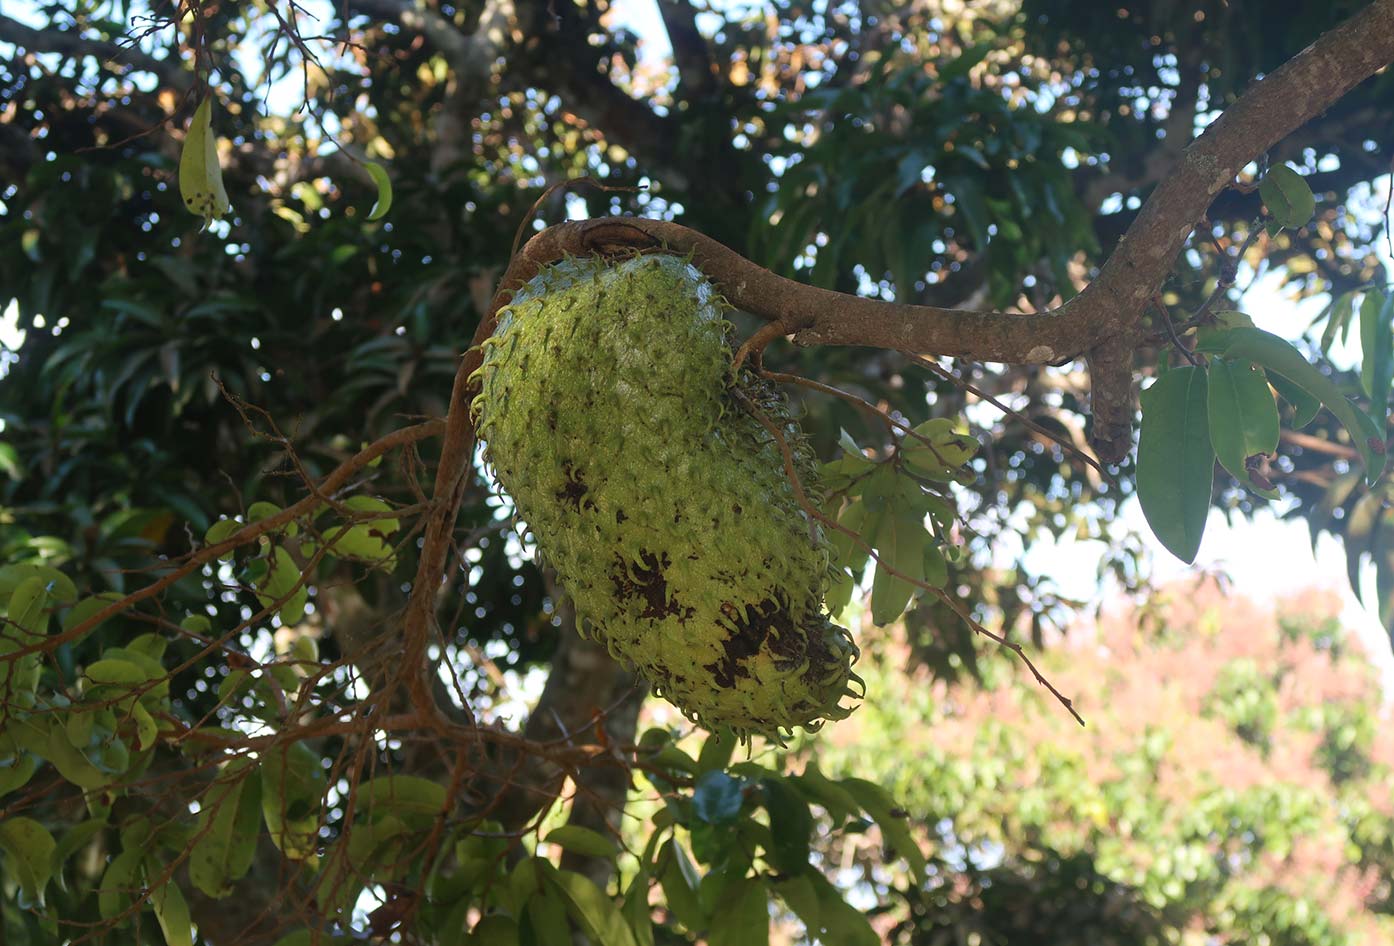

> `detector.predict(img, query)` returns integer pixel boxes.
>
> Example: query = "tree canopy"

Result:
[1,0,1393,943]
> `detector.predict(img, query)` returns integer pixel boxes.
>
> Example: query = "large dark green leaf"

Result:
[1204,328,1385,482]
[707,876,769,946]
[657,841,705,931]
[760,777,813,874]
[541,865,639,946]
[1207,358,1279,496]
[1137,366,1214,563]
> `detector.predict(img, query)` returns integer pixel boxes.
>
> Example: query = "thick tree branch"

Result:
[656,0,718,98]
[481,0,1394,459]
[397,0,1394,721]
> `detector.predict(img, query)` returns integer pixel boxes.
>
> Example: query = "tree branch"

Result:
[395,0,1394,721]
[656,0,718,98]
[0,14,189,86]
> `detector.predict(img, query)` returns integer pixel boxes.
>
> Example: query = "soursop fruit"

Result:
[470,253,861,738]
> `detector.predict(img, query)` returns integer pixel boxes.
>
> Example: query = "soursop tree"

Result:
[1,0,1394,943]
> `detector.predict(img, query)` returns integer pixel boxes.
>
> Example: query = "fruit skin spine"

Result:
[470,252,860,738]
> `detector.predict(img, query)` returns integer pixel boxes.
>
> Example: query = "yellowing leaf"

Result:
[1206,327,1385,482]
[179,96,230,226]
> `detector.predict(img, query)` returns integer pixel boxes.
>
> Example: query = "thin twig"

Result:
[730,386,1084,725]
[906,354,1116,486]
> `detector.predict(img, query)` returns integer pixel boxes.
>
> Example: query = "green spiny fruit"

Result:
[470,253,861,739]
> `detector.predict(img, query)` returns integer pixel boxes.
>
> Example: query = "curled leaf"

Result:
[179,96,230,226]
[365,161,393,221]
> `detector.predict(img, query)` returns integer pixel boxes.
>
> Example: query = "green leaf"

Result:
[21,717,108,789]
[658,840,705,931]
[0,751,38,799]
[1361,290,1394,418]
[621,870,654,946]
[323,497,400,562]
[0,817,56,907]
[1321,291,1357,352]
[0,565,77,604]
[839,778,927,885]
[468,914,520,945]
[871,508,928,625]
[807,873,879,946]
[365,161,393,221]
[527,889,573,945]
[697,728,738,775]
[1267,370,1321,428]
[49,818,107,891]
[507,856,542,914]
[902,418,977,477]
[708,876,768,946]
[356,774,447,823]
[542,865,639,946]
[923,543,948,588]
[1137,366,1214,563]
[97,847,143,920]
[179,96,230,225]
[775,874,820,935]
[190,761,262,898]
[1207,358,1280,496]
[1,576,48,705]
[131,701,158,751]
[0,442,20,480]
[255,546,307,625]
[789,760,860,825]
[8,575,49,636]
[1206,328,1386,482]
[61,592,126,641]
[151,876,195,946]
[261,742,325,860]
[828,498,871,572]
[1259,164,1315,229]
[1194,310,1255,351]
[205,518,242,548]
[760,777,812,875]
[544,825,619,859]
[824,567,856,614]
[693,771,745,825]
[128,632,170,663]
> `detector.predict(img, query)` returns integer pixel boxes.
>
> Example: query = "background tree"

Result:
[0,0,1393,943]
